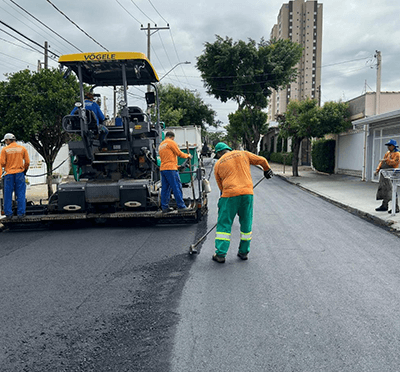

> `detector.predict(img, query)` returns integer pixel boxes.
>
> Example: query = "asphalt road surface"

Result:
[1,163,400,371]
[171,167,400,372]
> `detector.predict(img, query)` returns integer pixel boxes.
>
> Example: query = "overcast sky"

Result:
[1,0,399,126]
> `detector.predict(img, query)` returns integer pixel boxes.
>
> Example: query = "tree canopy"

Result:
[157,84,216,128]
[277,99,351,176]
[196,35,303,152]
[227,108,268,151]
[0,68,80,196]
[197,36,303,110]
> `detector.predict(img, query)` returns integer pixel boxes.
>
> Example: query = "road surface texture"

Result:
[0,216,208,371]
[1,163,400,371]
[171,167,400,372]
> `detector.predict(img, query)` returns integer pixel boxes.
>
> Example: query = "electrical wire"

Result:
[0,28,46,55]
[147,0,168,25]
[115,0,142,25]
[9,0,83,53]
[46,0,109,51]
[0,36,34,51]
[1,0,64,55]
[129,0,156,24]
[0,50,32,65]
[0,20,59,57]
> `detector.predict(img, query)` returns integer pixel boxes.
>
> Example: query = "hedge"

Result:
[311,139,335,174]
[269,152,293,165]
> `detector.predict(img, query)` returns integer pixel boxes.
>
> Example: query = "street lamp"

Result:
[159,61,191,81]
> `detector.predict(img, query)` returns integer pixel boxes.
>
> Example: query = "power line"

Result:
[0,28,45,55]
[129,0,156,24]
[9,0,83,53]
[147,0,168,25]
[168,28,194,88]
[115,0,141,25]
[0,20,59,57]
[318,56,372,69]
[0,50,33,65]
[1,0,63,55]
[46,0,108,51]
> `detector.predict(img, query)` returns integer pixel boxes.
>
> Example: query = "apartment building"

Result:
[268,0,323,122]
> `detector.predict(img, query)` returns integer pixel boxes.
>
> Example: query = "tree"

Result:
[227,108,268,152]
[0,68,80,197]
[277,99,351,176]
[196,36,303,150]
[157,84,216,128]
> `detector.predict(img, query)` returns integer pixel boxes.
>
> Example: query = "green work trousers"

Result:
[215,194,253,257]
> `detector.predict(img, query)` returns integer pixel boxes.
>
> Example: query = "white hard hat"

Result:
[1,133,16,142]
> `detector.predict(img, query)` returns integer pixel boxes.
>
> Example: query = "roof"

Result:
[58,52,159,86]
[352,108,400,128]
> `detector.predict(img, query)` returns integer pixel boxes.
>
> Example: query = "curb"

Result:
[276,174,400,236]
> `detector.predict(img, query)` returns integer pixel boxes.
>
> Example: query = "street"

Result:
[1,164,400,371]
[172,168,400,372]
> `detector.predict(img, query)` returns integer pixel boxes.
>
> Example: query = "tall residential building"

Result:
[268,0,323,122]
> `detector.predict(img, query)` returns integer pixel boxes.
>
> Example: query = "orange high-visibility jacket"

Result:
[159,137,190,171]
[0,142,30,175]
[214,150,270,198]
[376,150,400,173]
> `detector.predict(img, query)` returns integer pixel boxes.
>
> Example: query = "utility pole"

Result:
[375,50,381,115]
[44,41,49,69]
[140,23,170,91]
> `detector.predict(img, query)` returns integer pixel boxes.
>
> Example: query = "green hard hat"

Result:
[214,142,232,153]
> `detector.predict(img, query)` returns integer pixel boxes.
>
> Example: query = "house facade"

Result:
[336,92,400,181]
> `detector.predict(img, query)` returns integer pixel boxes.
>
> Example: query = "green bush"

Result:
[311,139,335,174]
[269,152,293,164]
[259,150,271,160]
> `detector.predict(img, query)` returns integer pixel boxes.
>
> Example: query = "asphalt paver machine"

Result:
[2,52,208,227]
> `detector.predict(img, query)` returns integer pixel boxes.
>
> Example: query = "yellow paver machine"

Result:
[2,52,208,227]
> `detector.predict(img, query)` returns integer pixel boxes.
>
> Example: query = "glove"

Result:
[264,169,273,179]
[24,169,28,175]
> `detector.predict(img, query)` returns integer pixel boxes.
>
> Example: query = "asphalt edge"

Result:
[276,174,400,237]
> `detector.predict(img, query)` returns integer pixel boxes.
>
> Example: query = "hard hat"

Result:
[1,133,16,142]
[214,142,232,153]
[385,139,398,148]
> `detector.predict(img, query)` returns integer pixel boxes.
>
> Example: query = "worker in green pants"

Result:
[212,142,273,263]
[215,194,253,257]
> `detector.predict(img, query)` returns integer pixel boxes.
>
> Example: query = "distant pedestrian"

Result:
[159,131,192,212]
[0,133,30,219]
[374,139,400,213]
[212,142,273,263]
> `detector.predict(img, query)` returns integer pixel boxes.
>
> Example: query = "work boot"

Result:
[388,207,400,214]
[212,254,225,263]
[162,207,174,213]
[237,252,248,260]
[178,206,188,211]
[375,205,388,212]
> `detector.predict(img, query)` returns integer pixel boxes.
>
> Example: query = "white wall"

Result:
[336,130,364,177]
[24,143,70,186]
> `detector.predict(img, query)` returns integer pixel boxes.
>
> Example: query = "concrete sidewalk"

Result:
[270,162,400,234]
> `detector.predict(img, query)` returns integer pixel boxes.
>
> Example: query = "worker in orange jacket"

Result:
[159,131,192,212]
[374,139,400,213]
[212,142,273,263]
[0,133,30,219]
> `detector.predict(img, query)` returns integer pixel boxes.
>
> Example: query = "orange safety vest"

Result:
[214,150,270,198]
[0,142,30,175]
[159,137,190,171]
